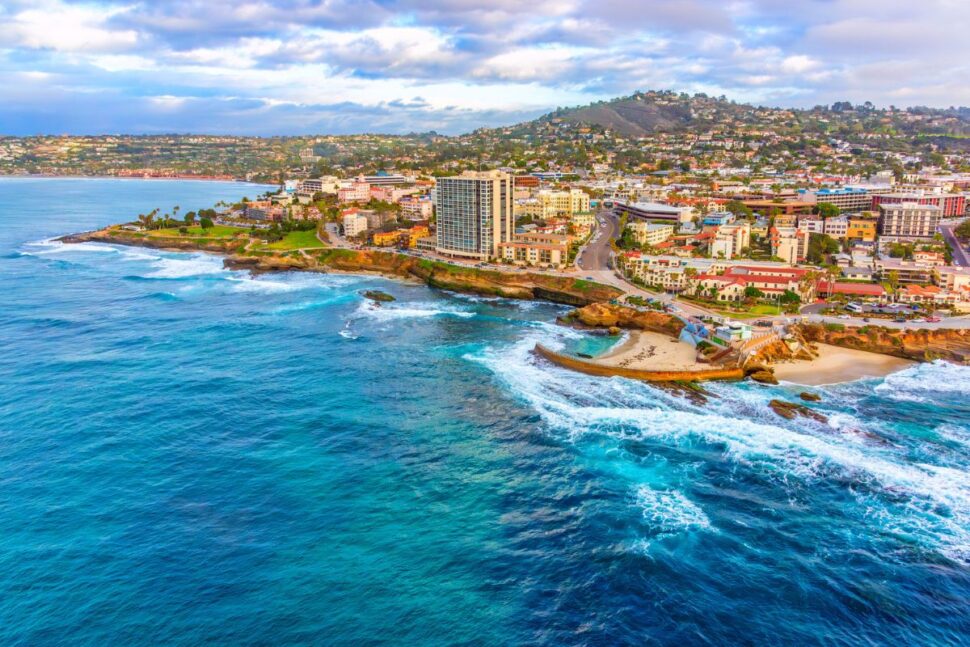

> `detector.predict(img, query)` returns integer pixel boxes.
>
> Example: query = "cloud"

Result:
[0,0,967,134]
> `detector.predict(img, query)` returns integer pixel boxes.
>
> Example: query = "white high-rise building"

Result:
[435,170,513,260]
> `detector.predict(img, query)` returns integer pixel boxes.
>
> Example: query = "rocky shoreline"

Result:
[62,227,623,307]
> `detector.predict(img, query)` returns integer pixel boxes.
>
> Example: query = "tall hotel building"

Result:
[435,170,513,260]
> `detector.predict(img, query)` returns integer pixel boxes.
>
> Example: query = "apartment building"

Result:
[846,215,878,242]
[877,203,941,239]
[770,226,810,264]
[399,195,433,221]
[343,211,368,237]
[823,216,849,239]
[798,187,872,212]
[435,170,513,260]
[498,233,571,268]
[872,192,965,218]
[710,222,751,259]
[338,181,371,203]
[628,222,675,247]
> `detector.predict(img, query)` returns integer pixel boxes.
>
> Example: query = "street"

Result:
[940,223,970,267]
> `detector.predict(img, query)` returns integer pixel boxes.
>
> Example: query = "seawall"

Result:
[533,343,745,382]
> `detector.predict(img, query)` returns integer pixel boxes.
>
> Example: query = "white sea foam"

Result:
[875,361,970,401]
[636,486,713,536]
[354,300,476,322]
[21,239,121,256]
[141,253,227,279]
[470,334,970,562]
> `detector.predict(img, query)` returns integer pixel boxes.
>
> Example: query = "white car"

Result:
[838,314,851,320]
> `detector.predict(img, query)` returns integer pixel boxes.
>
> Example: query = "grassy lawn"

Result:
[149,225,244,239]
[261,229,325,250]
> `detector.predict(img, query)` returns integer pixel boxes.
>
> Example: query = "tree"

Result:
[200,217,214,230]
[779,289,801,305]
[184,211,197,225]
[724,200,754,218]
[886,270,900,300]
[815,202,840,219]
[744,286,764,299]
[955,219,970,239]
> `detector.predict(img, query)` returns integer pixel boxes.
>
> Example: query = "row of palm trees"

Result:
[135,205,207,230]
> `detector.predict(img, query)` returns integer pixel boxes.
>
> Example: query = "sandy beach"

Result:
[773,343,915,385]
[594,330,707,372]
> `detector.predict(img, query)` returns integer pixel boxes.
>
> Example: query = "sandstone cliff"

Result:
[797,322,970,364]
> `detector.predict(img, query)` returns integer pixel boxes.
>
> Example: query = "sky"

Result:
[1,0,968,136]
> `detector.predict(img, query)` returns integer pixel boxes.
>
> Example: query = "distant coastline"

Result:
[0,173,273,185]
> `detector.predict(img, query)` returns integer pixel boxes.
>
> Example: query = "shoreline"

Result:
[772,343,915,386]
[61,226,624,307]
[0,174,272,185]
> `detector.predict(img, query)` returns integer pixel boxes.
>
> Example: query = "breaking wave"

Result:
[469,332,970,563]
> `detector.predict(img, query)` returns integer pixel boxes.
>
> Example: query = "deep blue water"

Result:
[1,178,969,646]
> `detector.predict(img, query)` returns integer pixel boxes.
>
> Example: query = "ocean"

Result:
[1,178,968,646]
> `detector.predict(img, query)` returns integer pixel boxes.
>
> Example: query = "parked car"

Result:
[927,316,942,323]
[862,318,871,323]
[894,317,907,323]
[838,314,851,319]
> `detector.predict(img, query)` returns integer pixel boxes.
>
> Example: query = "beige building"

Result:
[343,212,369,237]
[436,170,513,260]
[628,222,675,247]
[770,226,810,265]
[710,222,751,259]
[498,233,571,268]
[516,188,590,219]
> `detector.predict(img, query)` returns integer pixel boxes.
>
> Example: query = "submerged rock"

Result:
[361,290,396,303]
[799,391,821,402]
[769,399,828,424]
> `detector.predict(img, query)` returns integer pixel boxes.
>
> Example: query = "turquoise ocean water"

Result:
[1,178,969,645]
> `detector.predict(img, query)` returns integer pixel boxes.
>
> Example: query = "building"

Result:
[516,189,591,219]
[877,203,941,239]
[628,222,675,247]
[846,215,878,242]
[823,216,849,239]
[372,231,401,247]
[614,201,694,225]
[498,233,570,268]
[770,226,810,264]
[343,211,368,237]
[695,265,815,301]
[798,187,872,212]
[797,214,824,234]
[399,195,433,221]
[435,170,513,260]
[702,211,736,227]
[338,181,371,203]
[873,258,933,284]
[710,222,751,260]
[359,173,407,186]
[297,176,341,196]
[872,192,965,218]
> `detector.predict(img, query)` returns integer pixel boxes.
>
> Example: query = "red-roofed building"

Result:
[817,281,886,299]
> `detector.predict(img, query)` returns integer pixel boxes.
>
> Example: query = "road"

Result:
[940,223,970,267]
[577,209,620,272]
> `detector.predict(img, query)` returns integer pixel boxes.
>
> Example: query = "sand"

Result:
[772,343,915,386]
[595,330,707,372]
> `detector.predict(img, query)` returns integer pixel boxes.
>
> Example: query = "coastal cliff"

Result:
[64,227,623,306]
[562,302,685,336]
[797,322,970,364]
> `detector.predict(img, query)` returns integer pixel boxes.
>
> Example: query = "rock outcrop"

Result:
[564,303,685,336]
[797,322,970,364]
[65,229,623,307]
[769,399,828,423]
